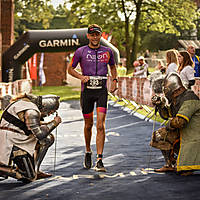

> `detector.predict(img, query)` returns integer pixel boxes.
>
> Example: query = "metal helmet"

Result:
[163,72,184,101]
[25,94,60,116]
[150,72,165,94]
[38,95,60,116]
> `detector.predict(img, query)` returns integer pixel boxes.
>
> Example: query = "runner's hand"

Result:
[110,80,118,93]
[80,76,90,83]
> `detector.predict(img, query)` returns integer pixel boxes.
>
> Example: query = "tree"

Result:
[69,0,199,71]
[14,0,54,38]
[123,0,198,67]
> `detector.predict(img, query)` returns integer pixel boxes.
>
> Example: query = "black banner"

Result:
[2,28,120,82]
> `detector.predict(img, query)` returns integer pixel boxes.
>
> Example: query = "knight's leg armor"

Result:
[12,146,36,182]
[0,163,23,180]
[0,146,37,183]
[35,133,54,172]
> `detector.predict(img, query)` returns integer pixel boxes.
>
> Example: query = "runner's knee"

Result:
[85,121,93,131]
[96,123,105,132]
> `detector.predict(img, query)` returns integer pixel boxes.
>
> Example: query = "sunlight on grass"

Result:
[32,86,81,101]
[0,84,164,124]
[108,94,166,124]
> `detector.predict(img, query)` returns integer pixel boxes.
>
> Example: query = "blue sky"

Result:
[51,0,64,8]
[50,0,72,9]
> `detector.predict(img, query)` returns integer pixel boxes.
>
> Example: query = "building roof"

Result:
[178,40,200,49]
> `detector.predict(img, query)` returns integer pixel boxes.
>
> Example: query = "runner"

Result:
[68,24,118,172]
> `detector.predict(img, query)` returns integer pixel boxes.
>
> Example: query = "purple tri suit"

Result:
[71,45,115,117]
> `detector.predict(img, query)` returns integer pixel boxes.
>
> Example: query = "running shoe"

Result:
[94,159,106,172]
[84,152,92,169]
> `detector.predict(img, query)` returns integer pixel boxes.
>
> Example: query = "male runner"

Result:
[68,24,117,172]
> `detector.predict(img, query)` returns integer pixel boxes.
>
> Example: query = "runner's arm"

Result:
[109,64,118,93]
[68,63,89,83]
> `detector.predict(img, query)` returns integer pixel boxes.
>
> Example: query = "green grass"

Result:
[32,86,81,101]
[32,85,165,123]
[32,85,163,121]
[108,95,166,124]
[1,82,165,123]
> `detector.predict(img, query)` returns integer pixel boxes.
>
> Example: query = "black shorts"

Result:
[80,88,108,116]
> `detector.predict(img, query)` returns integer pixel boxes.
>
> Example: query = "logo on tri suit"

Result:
[86,51,110,63]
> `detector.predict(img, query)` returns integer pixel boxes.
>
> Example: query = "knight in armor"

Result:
[151,72,200,175]
[0,94,61,183]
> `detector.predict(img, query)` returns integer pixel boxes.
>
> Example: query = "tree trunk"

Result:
[124,17,131,70]
[131,0,143,65]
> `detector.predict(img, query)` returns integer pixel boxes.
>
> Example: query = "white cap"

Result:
[138,56,145,60]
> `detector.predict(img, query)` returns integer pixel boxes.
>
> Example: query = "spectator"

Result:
[187,45,200,77]
[165,49,178,75]
[155,60,166,74]
[178,51,195,89]
[132,56,148,78]
[133,60,140,68]
[117,62,127,77]
[144,49,150,64]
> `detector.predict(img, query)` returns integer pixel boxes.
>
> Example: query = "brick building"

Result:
[0,0,1,82]
[0,0,67,86]
[0,0,15,83]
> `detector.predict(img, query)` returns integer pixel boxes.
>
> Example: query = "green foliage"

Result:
[14,0,200,66]
[69,0,199,69]
[141,0,198,35]
[14,0,54,38]
[140,31,178,52]
[49,16,72,29]
[14,0,77,38]
[69,0,125,47]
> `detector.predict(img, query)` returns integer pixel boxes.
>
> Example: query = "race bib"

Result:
[86,76,107,89]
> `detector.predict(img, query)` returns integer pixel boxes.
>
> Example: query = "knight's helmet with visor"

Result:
[163,72,184,100]
[27,94,60,116]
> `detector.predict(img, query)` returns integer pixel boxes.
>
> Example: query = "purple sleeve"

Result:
[108,48,115,66]
[71,48,81,68]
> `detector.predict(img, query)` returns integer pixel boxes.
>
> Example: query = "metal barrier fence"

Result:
[107,77,200,122]
[0,79,32,109]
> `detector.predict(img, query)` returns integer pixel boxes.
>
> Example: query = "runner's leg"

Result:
[84,114,93,152]
[96,88,108,159]
[96,110,106,158]
[81,91,95,152]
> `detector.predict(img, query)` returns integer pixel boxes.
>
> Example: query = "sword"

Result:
[147,106,158,170]
[54,111,58,174]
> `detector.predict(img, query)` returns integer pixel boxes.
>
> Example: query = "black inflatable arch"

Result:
[2,28,120,82]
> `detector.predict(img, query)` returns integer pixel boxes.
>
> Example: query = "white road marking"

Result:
[130,171,137,176]
[106,121,145,131]
[45,168,164,182]
[106,115,128,120]
[106,132,120,136]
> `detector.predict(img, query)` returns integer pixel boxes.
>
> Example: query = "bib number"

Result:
[86,76,106,89]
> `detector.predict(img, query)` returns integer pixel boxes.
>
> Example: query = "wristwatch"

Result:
[113,78,118,83]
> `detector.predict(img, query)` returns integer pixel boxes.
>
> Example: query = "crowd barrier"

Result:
[107,77,200,121]
[0,79,32,109]
[0,77,200,114]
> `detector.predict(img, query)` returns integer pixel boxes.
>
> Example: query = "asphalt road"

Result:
[0,100,200,200]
